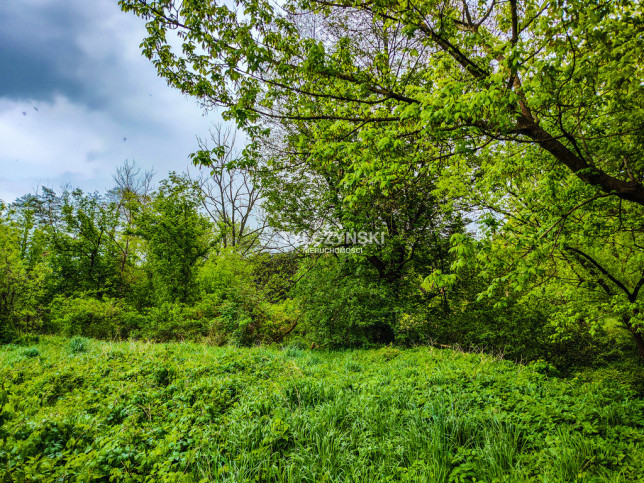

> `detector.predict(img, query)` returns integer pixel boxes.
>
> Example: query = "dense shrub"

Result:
[131,295,293,346]
[13,334,40,346]
[198,249,255,298]
[397,299,636,373]
[253,251,300,303]
[43,253,295,345]
[134,302,205,342]
[196,251,294,345]
[293,255,395,348]
[48,296,144,340]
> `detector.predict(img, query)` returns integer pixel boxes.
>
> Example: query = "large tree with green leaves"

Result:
[259,116,464,292]
[121,0,644,355]
[442,146,644,358]
[120,0,643,202]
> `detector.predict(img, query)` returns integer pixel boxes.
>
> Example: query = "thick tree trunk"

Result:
[631,330,644,360]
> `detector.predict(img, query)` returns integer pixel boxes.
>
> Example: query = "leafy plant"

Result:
[49,295,143,340]
[67,336,89,354]
[1,337,643,481]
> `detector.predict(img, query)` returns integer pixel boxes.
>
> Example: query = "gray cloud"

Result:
[0,1,95,103]
[0,0,222,202]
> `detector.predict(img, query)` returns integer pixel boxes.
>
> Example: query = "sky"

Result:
[0,0,222,203]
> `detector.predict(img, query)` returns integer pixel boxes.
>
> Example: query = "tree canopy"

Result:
[120,0,644,203]
[120,0,644,356]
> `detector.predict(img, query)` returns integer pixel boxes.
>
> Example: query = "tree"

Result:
[136,173,212,304]
[120,0,644,356]
[259,121,464,306]
[0,203,47,341]
[120,0,644,204]
[190,126,268,255]
[15,188,124,299]
[256,116,467,342]
[444,146,644,358]
[292,254,394,347]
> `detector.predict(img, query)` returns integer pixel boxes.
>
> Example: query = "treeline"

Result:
[113,0,644,377]
[1,157,639,374]
[0,162,281,346]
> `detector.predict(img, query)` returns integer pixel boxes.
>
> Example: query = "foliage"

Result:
[2,171,294,347]
[48,295,144,340]
[119,0,644,205]
[1,338,644,481]
[257,123,464,295]
[132,302,203,342]
[0,205,48,342]
[198,250,293,345]
[253,251,301,303]
[443,181,644,358]
[293,255,397,347]
[402,301,635,374]
[136,173,212,304]
[20,188,125,298]
[125,251,294,344]
[198,249,255,298]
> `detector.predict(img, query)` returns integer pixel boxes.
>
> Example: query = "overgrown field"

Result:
[1,338,643,482]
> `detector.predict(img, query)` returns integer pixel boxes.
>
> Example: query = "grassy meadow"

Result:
[0,337,642,482]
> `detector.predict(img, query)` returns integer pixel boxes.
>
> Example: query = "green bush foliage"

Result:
[398,302,634,373]
[38,249,291,346]
[49,296,144,340]
[253,251,300,303]
[0,210,47,343]
[1,338,643,481]
[196,250,295,345]
[293,255,396,348]
[134,302,203,342]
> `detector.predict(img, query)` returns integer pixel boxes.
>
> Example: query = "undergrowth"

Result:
[0,337,643,481]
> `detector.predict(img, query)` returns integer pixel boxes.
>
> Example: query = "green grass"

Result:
[1,337,643,482]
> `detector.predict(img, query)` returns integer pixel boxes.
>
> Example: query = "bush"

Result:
[396,299,632,373]
[14,334,40,346]
[209,297,275,347]
[198,249,255,299]
[132,293,291,346]
[135,302,206,342]
[49,295,144,340]
[194,251,291,345]
[293,255,395,348]
[253,251,300,303]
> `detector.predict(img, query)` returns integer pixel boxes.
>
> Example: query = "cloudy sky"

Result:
[0,0,222,203]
